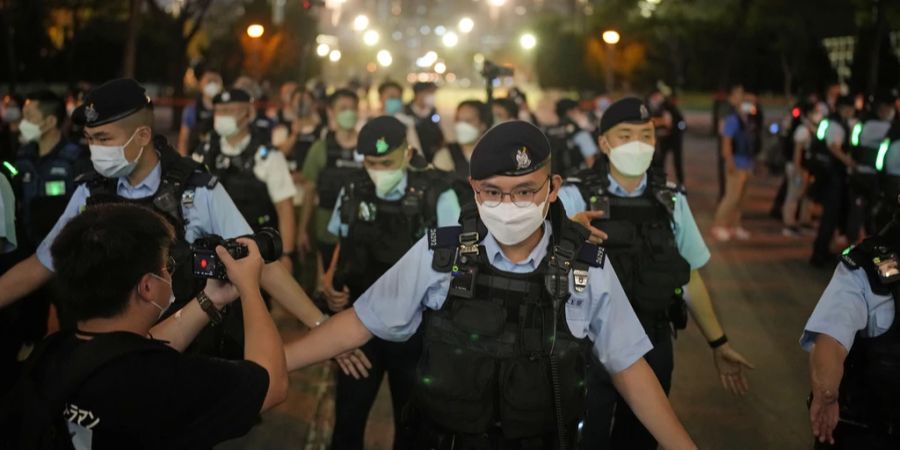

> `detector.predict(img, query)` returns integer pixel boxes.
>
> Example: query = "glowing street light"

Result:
[434,62,447,74]
[442,31,459,48]
[316,43,331,57]
[246,24,265,39]
[363,29,380,46]
[488,0,506,6]
[377,49,393,67]
[519,32,537,50]
[353,14,369,31]
[602,30,621,45]
[458,17,474,33]
[329,49,342,62]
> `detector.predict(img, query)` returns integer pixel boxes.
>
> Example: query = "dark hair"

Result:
[378,80,403,96]
[26,90,66,126]
[555,98,579,119]
[328,88,359,107]
[493,98,519,119]
[457,100,490,126]
[50,204,175,322]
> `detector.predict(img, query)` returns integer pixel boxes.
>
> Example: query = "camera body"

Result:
[191,228,282,280]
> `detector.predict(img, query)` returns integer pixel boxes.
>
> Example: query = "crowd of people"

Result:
[0,69,898,450]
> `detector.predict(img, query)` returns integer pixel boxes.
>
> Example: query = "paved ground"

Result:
[219,115,831,450]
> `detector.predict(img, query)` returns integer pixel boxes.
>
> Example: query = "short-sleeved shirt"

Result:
[39,333,268,450]
[0,173,16,253]
[302,138,361,244]
[353,221,653,374]
[826,121,847,147]
[327,171,461,237]
[36,159,253,271]
[219,135,297,204]
[557,174,711,270]
[800,263,894,352]
[884,141,900,176]
[180,103,198,129]
[572,130,600,159]
[722,113,754,166]
[793,124,812,149]
[859,120,892,149]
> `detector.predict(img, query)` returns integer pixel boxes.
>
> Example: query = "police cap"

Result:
[72,78,152,128]
[213,88,253,105]
[358,116,407,156]
[599,97,651,135]
[469,120,550,180]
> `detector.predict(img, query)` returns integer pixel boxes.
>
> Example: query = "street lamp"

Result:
[316,43,331,57]
[353,14,369,31]
[458,17,474,33]
[246,24,265,39]
[377,49,393,67]
[520,32,537,50]
[488,0,506,6]
[434,62,447,74]
[442,31,459,48]
[363,29,380,46]
[602,30,620,92]
[329,49,342,62]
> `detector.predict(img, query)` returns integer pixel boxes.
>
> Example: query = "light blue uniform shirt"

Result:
[326,172,461,237]
[0,173,16,253]
[557,174,711,269]
[353,221,653,374]
[36,161,253,270]
[572,131,600,159]
[800,263,895,352]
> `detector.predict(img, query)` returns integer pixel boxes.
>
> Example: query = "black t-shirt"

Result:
[38,333,269,450]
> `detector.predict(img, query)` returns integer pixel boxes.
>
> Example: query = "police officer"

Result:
[0,79,370,373]
[285,120,698,450]
[811,95,857,267]
[802,143,900,448]
[846,92,897,238]
[298,88,362,267]
[322,116,459,450]
[559,97,754,450]
[545,98,598,177]
[192,88,296,271]
[0,90,89,392]
[405,82,444,163]
[176,70,222,155]
[432,99,490,207]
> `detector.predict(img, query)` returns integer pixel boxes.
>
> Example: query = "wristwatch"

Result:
[196,290,223,326]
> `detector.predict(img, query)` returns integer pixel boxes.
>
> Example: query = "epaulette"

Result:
[576,242,606,269]
[74,170,104,185]
[665,180,686,195]
[840,245,863,270]
[187,170,218,189]
[428,226,465,250]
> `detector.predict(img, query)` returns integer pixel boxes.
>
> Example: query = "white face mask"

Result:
[214,115,239,137]
[18,119,43,143]
[148,273,176,319]
[608,140,655,177]
[477,183,550,246]
[90,128,144,179]
[366,167,405,198]
[203,82,222,98]
[455,121,480,145]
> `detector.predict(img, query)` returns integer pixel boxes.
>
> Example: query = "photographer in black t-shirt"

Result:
[31,203,288,449]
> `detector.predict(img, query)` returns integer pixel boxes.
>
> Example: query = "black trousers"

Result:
[812,167,849,261]
[331,331,423,450]
[654,135,685,185]
[582,332,674,450]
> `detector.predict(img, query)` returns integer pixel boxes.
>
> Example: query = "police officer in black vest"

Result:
[432,99,490,207]
[322,116,460,450]
[405,82,444,163]
[559,98,753,450]
[0,79,371,373]
[802,150,900,447]
[544,99,599,177]
[286,120,697,450]
[192,88,296,271]
[0,90,89,392]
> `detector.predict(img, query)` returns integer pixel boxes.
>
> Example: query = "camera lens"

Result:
[253,228,283,263]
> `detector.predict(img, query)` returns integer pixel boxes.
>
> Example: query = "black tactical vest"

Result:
[569,166,691,338]
[417,203,602,442]
[837,224,900,433]
[78,136,215,305]
[194,133,278,231]
[849,121,892,201]
[444,143,474,208]
[805,114,850,176]
[11,140,85,247]
[317,131,362,210]
[335,169,448,300]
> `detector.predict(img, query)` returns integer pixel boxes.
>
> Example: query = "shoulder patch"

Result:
[665,180,686,194]
[74,170,103,185]
[577,243,606,268]
[187,171,218,189]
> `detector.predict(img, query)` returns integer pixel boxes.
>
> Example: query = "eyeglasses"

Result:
[165,256,177,275]
[475,177,550,208]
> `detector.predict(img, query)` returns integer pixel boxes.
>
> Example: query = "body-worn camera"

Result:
[191,228,283,280]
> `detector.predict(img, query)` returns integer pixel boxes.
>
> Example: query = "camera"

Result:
[191,228,283,280]
[480,60,514,81]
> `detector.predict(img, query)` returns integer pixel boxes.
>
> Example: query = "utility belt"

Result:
[412,415,579,450]
[637,295,687,344]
